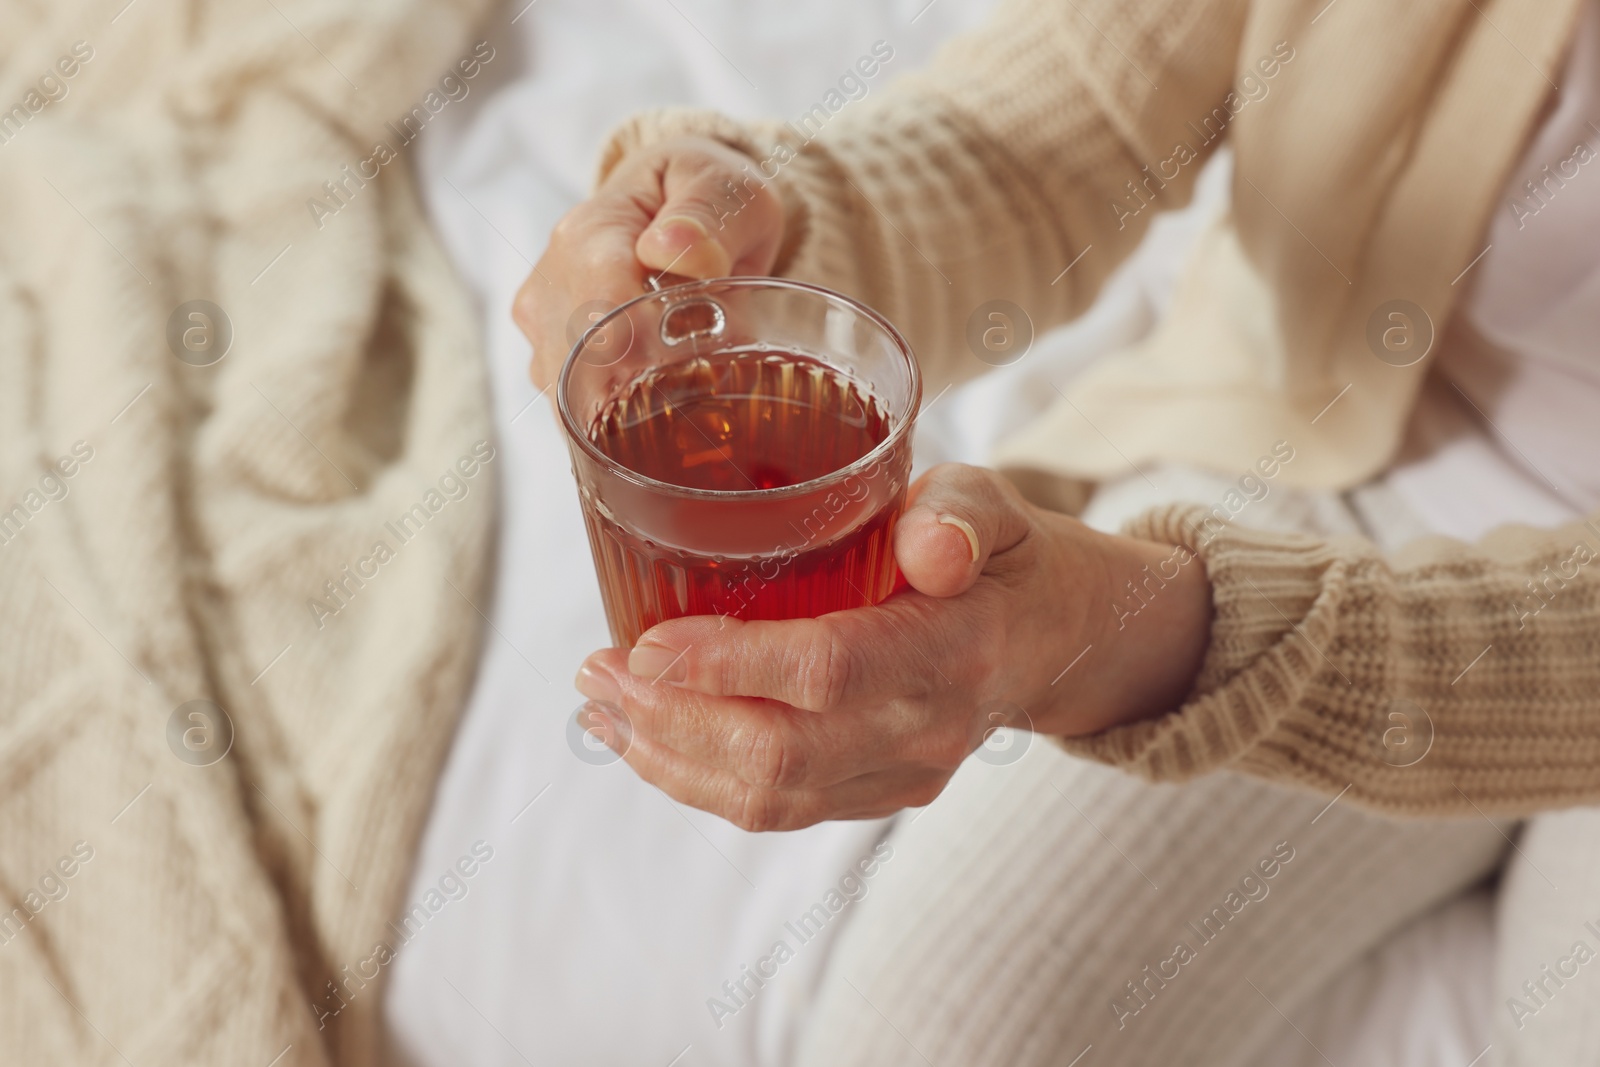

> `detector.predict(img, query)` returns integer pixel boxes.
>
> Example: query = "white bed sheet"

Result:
[388,2,1494,1064]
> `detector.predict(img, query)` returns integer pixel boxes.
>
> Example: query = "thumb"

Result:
[893,464,1034,598]
[635,150,783,279]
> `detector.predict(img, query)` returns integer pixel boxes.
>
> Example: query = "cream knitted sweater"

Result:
[1,1,495,1064]
[601,0,1600,818]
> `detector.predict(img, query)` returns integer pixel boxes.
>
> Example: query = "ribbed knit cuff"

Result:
[1059,503,1352,785]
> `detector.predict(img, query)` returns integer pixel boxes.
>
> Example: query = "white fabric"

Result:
[1258,891,1502,1067]
[389,0,1600,1063]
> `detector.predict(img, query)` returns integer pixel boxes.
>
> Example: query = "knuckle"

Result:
[957,463,1004,506]
[708,627,749,694]
[794,622,855,712]
[930,461,1013,512]
[730,787,785,834]
[742,727,806,790]
[670,193,730,231]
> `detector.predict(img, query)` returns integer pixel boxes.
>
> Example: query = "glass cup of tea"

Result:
[558,277,922,648]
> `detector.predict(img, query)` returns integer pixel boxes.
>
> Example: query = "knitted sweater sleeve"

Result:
[593,0,1251,395]
[1058,504,1600,818]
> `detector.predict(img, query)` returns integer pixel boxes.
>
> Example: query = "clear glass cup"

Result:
[559,277,921,647]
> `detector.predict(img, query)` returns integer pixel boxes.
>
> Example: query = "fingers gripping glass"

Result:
[558,277,921,647]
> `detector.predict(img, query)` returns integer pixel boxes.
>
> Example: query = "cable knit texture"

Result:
[0,2,495,1064]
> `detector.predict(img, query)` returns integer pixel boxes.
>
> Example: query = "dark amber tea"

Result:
[560,278,920,649]
[582,349,907,645]
[591,350,890,491]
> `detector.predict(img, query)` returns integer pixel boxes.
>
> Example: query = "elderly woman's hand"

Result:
[513,135,784,388]
[574,463,1214,831]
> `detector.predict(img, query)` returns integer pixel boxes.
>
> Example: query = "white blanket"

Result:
[389,2,1493,1064]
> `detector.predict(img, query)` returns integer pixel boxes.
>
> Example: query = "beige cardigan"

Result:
[602,0,1600,816]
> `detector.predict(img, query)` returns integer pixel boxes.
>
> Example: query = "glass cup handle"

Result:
[644,273,728,348]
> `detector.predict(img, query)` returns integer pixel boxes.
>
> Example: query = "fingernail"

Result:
[575,661,622,704]
[628,643,688,684]
[938,514,982,563]
[649,214,711,249]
